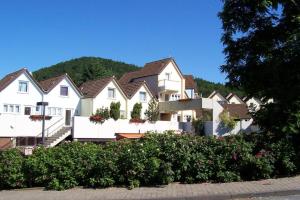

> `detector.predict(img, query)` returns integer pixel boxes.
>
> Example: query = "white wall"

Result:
[92,81,127,117]
[127,85,152,119]
[43,78,81,118]
[81,98,93,116]
[0,114,63,137]
[0,73,43,114]
[73,117,180,139]
[228,96,244,104]
[245,98,261,111]
[210,93,227,103]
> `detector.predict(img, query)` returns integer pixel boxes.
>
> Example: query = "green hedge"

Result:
[0,132,299,190]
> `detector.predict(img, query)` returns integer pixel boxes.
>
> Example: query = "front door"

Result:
[65,110,71,126]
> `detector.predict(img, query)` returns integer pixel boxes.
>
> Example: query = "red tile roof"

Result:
[115,133,144,140]
[79,76,124,98]
[222,104,251,119]
[39,74,82,95]
[0,68,27,92]
[184,75,197,91]
[39,74,65,92]
[119,58,174,84]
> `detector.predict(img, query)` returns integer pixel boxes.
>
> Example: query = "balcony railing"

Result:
[158,79,181,92]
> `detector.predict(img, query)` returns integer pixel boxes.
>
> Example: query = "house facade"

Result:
[0,69,82,148]
[80,77,128,118]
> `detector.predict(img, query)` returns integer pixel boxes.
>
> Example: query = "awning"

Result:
[115,133,144,140]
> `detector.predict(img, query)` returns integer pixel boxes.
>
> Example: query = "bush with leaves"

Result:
[144,98,159,122]
[0,132,299,191]
[219,110,237,130]
[131,103,142,119]
[110,102,121,121]
[0,149,26,189]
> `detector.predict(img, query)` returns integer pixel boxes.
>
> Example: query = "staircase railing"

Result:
[36,117,65,138]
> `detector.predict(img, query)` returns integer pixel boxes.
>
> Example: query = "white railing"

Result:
[36,117,65,138]
[158,79,181,92]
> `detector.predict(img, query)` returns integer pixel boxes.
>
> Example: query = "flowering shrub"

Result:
[89,108,110,124]
[129,118,146,123]
[0,132,299,190]
[29,115,52,121]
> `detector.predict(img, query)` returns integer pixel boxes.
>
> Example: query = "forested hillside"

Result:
[195,78,245,97]
[33,56,243,97]
[33,57,139,85]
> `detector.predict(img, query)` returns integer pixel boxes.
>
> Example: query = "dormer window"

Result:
[60,86,69,96]
[18,81,28,93]
[108,88,116,99]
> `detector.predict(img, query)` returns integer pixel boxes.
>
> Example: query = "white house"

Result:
[0,69,82,148]
[119,58,197,122]
[243,97,262,112]
[120,81,154,119]
[80,76,128,118]
[39,74,82,126]
[226,93,245,104]
[208,91,228,104]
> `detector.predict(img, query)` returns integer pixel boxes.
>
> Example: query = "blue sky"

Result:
[0,0,226,83]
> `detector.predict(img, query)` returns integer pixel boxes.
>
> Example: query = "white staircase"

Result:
[43,127,72,147]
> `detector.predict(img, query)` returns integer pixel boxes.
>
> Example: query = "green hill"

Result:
[33,56,244,97]
[33,57,140,86]
[195,78,245,98]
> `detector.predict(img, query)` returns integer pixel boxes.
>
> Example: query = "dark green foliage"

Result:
[33,57,140,86]
[96,108,110,120]
[110,102,121,121]
[219,1,300,135]
[195,78,245,97]
[0,149,25,189]
[131,103,142,119]
[0,133,299,190]
[144,98,159,122]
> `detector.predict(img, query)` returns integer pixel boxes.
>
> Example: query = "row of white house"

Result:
[0,58,262,148]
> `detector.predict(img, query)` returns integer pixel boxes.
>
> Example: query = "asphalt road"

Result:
[239,195,300,200]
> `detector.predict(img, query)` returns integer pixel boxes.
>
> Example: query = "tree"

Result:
[219,1,300,135]
[110,102,121,121]
[145,98,159,122]
[131,103,142,119]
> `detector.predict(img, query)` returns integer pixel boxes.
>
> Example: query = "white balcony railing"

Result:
[158,79,181,92]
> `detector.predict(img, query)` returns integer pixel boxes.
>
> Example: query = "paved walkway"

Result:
[1,176,300,200]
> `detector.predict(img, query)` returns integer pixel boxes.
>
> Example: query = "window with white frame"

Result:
[120,110,126,119]
[2,104,21,114]
[139,91,147,102]
[18,81,28,93]
[24,107,31,115]
[108,88,116,99]
[47,107,62,116]
[60,86,69,96]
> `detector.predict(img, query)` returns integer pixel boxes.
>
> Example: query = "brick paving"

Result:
[1,176,300,200]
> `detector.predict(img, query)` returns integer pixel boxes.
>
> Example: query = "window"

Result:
[24,107,31,115]
[108,88,116,99]
[48,108,51,115]
[58,108,62,116]
[120,110,126,119]
[9,105,14,112]
[18,81,28,93]
[165,73,171,80]
[3,105,8,112]
[165,94,170,101]
[15,105,20,113]
[139,92,147,102]
[60,86,69,96]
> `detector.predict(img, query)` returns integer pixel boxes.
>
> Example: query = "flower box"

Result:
[89,115,105,124]
[29,115,52,121]
[178,98,192,102]
[129,118,146,123]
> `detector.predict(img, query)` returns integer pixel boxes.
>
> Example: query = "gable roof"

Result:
[243,96,263,104]
[120,81,154,99]
[184,75,197,91]
[119,58,183,84]
[80,77,114,98]
[208,91,227,100]
[222,104,251,119]
[0,68,43,93]
[226,93,244,103]
[39,74,82,96]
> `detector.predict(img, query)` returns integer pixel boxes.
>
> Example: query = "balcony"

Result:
[158,79,181,92]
